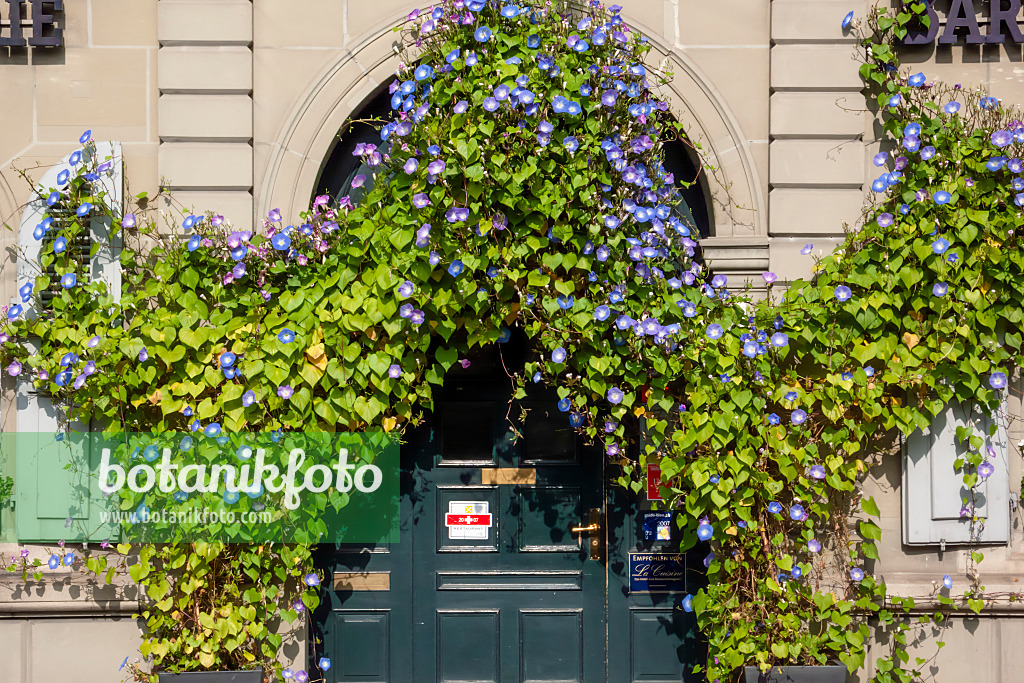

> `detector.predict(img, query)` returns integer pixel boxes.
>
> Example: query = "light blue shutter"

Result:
[10,142,123,542]
[903,399,1010,546]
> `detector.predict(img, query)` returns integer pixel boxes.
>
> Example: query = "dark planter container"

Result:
[743,665,848,683]
[158,671,263,683]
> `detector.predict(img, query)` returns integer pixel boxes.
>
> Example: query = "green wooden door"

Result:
[317,341,698,681]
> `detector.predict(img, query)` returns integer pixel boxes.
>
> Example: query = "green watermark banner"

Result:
[9,431,399,543]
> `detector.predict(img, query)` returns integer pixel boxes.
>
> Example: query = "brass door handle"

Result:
[573,508,604,562]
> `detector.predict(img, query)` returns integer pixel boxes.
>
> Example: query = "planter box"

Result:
[743,665,848,683]
[158,671,263,683]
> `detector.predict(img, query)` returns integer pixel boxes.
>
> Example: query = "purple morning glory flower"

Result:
[992,130,1012,147]
[978,461,995,478]
[278,385,294,400]
[398,281,414,299]
[8,360,22,377]
[801,244,813,255]
[791,409,808,425]
[448,260,464,277]
[412,193,430,209]
[403,157,419,174]
[607,387,624,404]
[850,568,865,581]
[427,159,446,175]
[601,90,617,107]
[834,285,852,302]
[551,347,567,364]
[482,97,500,112]
[303,572,320,587]
[278,328,296,344]
[989,372,1008,390]
[762,271,777,284]
[932,238,950,254]
[932,282,948,297]
[445,207,470,223]
[706,324,723,340]
[809,465,826,480]
[920,146,936,160]
[696,524,713,541]
[807,539,821,553]
[242,390,256,407]
[789,504,805,520]
[388,364,401,379]
[410,310,425,325]
[876,213,894,228]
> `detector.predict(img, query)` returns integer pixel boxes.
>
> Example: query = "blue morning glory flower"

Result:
[789,504,805,521]
[19,282,33,300]
[992,129,1013,147]
[278,328,296,344]
[61,273,77,289]
[188,234,201,251]
[989,372,1008,390]
[771,332,789,347]
[742,340,758,358]
[768,413,781,425]
[931,238,950,254]
[850,568,865,581]
[904,123,921,137]
[46,191,60,206]
[556,294,574,310]
[557,397,571,412]
[908,72,926,87]
[242,390,256,407]
[204,423,221,437]
[527,34,540,48]
[768,501,783,514]
[942,574,953,590]
[980,96,998,110]
[888,93,901,107]
[465,51,478,66]
[551,346,567,363]
[271,233,291,251]
[500,4,519,17]
[706,324,723,340]
[48,554,60,570]
[563,136,579,152]
[56,169,70,186]
[872,152,887,166]
[932,282,948,297]
[231,245,247,261]
[834,285,852,302]
[414,64,433,81]
[595,305,611,321]
[482,97,499,112]
[474,25,492,42]
[76,202,92,217]
[220,352,236,368]
[679,300,697,318]
[864,366,875,377]
[920,146,936,161]
[933,191,952,205]
[607,387,624,404]
[791,409,808,425]
[398,281,414,298]
[319,658,332,672]
[696,524,713,541]
[944,101,961,114]
[841,10,854,28]
[448,260,464,278]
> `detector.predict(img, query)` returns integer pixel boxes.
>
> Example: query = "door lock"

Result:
[571,508,604,562]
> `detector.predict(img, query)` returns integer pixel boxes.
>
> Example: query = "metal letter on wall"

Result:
[988,0,1024,43]
[0,0,27,47]
[939,0,985,44]
[28,0,61,47]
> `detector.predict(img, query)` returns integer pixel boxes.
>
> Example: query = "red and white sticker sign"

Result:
[647,463,663,501]
[446,501,491,540]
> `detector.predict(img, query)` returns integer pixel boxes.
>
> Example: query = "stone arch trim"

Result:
[258,9,765,249]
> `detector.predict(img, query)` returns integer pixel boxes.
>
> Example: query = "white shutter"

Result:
[902,399,1010,546]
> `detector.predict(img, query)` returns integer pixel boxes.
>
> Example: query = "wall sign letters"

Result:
[0,0,63,48]
[903,0,1024,45]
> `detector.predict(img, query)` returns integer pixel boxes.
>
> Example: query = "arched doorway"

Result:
[309,82,711,681]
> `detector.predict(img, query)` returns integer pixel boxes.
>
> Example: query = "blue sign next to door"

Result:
[628,553,686,593]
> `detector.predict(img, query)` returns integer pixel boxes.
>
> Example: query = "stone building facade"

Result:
[0,1,1021,681]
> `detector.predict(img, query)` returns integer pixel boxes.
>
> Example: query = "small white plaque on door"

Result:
[445,501,492,540]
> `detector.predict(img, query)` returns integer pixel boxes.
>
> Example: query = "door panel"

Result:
[318,339,699,681]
